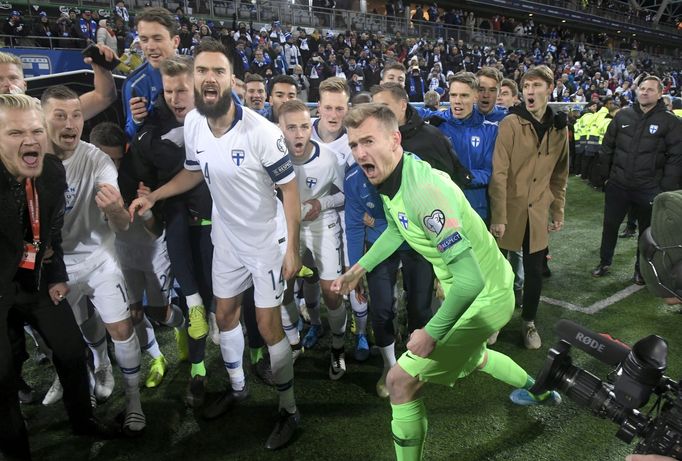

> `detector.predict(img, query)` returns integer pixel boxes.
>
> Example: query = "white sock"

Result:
[281,302,300,346]
[269,337,296,413]
[186,292,203,308]
[349,292,368,335]
[327,306,347,349]
[135,315,162,359]
[163,303,185,328]
[304,282,321,325]
[219,325,245,391]
[379,343,397,369]
[79,313,110,370]
[25,325,52,360]
[112,332,142,412]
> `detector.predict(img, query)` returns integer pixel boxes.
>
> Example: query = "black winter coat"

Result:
[400,104,472,188]
[1,155,68,294]
[597,99,682,191]
[128,97,213,221]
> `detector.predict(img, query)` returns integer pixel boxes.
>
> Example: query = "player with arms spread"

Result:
[332,104,560,461]
[129,39,302,450]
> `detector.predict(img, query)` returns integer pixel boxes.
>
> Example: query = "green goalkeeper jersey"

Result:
[359,153,513,338]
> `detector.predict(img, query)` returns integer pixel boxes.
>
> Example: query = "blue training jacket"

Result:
[122,62,163,139]
[479,105,507,123]
[344,163,409,267]
[432,108,499,221]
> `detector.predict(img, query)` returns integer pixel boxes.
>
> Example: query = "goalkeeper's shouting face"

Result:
[345,103,403,186]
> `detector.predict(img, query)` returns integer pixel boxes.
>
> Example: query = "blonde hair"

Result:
[0,94,44,124]
[278,99,310,118]
[0,51,24,76]
[0,93,41,112]
[319,77,350,99]
[159,55,193,78]
[343,102,398,132]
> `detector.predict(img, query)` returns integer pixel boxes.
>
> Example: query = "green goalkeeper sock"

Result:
[250,346,265,364]
[391,399,428,461]
[523,375,552,401]
[190,361,206,378]
[478,349,529,388]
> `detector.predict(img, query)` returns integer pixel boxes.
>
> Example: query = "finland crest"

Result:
[305,177,318,189]
[398,212,409,229]
[231,149,245,166]
[649,125,658,134]
[471,136,481,148]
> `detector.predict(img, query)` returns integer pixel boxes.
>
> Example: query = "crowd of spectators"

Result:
[2,1,681,102]
[399,0,681,30]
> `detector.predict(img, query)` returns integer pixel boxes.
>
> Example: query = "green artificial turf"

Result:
[21,177,682,461]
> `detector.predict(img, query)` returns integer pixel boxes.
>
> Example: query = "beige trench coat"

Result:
[489,114,569,254]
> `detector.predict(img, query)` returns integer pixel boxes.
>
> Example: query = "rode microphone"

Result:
[555,319,631,366]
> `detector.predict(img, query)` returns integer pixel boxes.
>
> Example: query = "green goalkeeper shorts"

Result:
[397,286,514,387]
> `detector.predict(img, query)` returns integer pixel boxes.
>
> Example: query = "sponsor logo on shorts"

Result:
[437,232,462,253]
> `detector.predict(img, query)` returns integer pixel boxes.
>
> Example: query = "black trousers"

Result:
[502,221,546,322]
[366,247,434,347]
[598,182,657,272]
[0,283,92,461]
[165,201,213,299]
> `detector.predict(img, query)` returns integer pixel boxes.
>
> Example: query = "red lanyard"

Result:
[25,177,40,250]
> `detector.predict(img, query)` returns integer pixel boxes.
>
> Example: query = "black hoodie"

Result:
[400,104,472,188]
[507,102,566,143]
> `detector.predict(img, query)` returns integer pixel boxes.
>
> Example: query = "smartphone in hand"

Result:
[82,44,120,71]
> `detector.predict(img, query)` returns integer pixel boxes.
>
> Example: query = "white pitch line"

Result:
[540,284,645,314]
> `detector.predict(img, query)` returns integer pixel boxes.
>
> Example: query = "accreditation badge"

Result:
[18,242,37,270]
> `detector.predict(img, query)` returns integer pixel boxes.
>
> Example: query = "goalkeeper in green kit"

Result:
[331,104,561,461]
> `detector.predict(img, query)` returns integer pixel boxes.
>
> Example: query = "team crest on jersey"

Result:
[649,124,658,134]
[276,136,286,153]
[367,202,375,209]
[471,136,481,148]
[398,212,409,229]
[423,209,445,235]
[231,149,245,166]
[305,177,317,188]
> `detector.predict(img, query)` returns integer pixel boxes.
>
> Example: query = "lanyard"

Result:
[25,177,40,250]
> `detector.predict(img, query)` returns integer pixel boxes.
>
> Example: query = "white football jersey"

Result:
[311,117,355,171]
[184,104,295,249]
[61,141,119,268]
[293,140,344,228]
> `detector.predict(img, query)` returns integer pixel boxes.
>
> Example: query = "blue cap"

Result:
[11,10,21,16]
[39,11,47,17]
